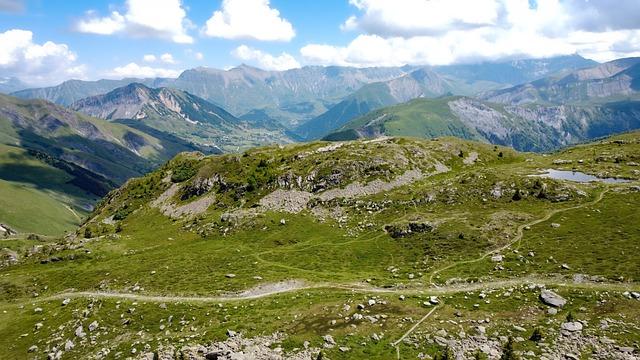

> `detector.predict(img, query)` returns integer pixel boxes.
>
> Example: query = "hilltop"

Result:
[0,132,638,358]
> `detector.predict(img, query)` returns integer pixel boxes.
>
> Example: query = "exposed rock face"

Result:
[0,248,19,267]
[385,221,435,238]
[151,183,216,219]
[259,168,438,214]
[484,58,640,105]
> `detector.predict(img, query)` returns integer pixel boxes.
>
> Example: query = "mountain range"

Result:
[483,57,640,105]
[324,96,640,152]
[71,83,293,152]
[296,55,598,140]
[9,55,596,131]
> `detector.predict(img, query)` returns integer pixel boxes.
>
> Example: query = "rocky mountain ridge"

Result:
[324,96,640,152]
[71,83,294,152]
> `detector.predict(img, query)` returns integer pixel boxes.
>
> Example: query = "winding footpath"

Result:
[20,276,638,306]
[428,187,610,286]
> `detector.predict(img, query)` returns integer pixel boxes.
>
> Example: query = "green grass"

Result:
[0,134,639,358]
[0,144,94,235]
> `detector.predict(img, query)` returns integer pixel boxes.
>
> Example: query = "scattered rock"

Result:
[225,274,236,278]
[75,325,86,338]
[322,335,336,348]
[491,254,503,262]
[88,320,99,332]
[561,322,583,332]
[64,340,74,351]
[540,290,567,308]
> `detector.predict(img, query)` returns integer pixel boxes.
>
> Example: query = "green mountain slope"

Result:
[0,94,202,234]
[0,133,638,358]
[71,83,294,152]
[296,56,598,140]
[324,96,640,151]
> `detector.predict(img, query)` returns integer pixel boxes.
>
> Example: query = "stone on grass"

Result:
[64,340,74,351]
[322,334,336,348]
[561,322,583,332]
[75,326,86,338]
[88,321,99,332]
[540,290,567,308]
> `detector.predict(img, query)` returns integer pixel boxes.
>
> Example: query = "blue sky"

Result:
[0,1,353,78]
[1,0,640,86]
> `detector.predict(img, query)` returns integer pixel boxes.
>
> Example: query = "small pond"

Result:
[531,169,631,184]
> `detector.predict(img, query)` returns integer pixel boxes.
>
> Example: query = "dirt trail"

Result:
[25,275,638,307]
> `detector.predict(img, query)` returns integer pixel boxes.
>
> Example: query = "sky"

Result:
[1,0,640,86]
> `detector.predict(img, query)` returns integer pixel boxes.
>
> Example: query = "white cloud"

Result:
[194,52,204,61]
[160,53,176,64]
[107,62,181,78]
[143,54,156,62]
[343,0,500,37]
[76,0,193,44]
[232,45,300,71]
[76,11,126,35]
[302,0,640,67]
[203,0,295,41]
[0,29,86,86]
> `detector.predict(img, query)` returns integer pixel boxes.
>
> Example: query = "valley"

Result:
[0,132,638,359]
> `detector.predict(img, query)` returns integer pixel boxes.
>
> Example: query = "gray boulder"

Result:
[540,290,567,308]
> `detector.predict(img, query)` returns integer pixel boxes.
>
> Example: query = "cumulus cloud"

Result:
[342,0,501,37]
[0,29,86,85]
[143,54,156,62]
[160,53,176,64]
[232,45,300,71]
[304,0,640,67]
[76,0,193,44]
[203,0,295,41]
[107,62,181,78]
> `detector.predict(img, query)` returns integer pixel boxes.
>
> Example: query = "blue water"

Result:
[533,169,630,184]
